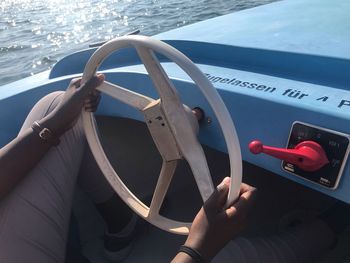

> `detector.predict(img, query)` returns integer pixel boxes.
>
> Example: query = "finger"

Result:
[84,95,101,107]
[70,78,82,88]
[87,73,105,88]
[86,92,101,104]
[84,96,101,112]
[217,177,231,191]
[84,105,97,112]
[217,177,231,207]
[204,177,230,212]
[84,101,100,110]
[223,206,238,219]
[78,74,105,95]
[240,183,256,195]
[90,89,101,96]
[85,89,101,100]
[226,187,257,219]
[84,93,101,104]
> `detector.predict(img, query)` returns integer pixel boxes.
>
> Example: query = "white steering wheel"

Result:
[81,35,242,235]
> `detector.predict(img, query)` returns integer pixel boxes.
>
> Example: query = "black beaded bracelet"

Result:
[178,245,206,263]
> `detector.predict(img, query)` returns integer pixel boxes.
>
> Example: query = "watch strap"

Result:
[31,121,60,146]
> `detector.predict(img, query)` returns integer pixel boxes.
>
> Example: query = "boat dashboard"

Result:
[1,0,349,205]
[2,37,350,205]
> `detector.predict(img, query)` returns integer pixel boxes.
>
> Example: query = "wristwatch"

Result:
[31,121,60,146]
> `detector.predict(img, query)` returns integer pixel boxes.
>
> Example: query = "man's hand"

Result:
[42,74,104,136]
[184,178,257,262]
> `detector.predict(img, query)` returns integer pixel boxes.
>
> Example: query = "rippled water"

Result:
[0,0,276,86]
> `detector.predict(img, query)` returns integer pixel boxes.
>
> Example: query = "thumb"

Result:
[205,177,230,212]
[78,74,105,96]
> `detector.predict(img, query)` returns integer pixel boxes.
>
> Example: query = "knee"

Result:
[38,91,65,115]
[18,91,65,134]
[32,91,65,119]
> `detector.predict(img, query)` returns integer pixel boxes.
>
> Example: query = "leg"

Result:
[78,148,133,233]
[0,92,86,263]
[212,219,334,263]
[77,119,141,262]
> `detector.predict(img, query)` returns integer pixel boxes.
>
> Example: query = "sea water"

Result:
[0,0,276,86]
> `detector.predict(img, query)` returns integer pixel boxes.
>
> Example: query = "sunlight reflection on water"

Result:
[0,0,276,86]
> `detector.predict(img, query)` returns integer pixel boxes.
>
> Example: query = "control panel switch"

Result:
[249,122,350,189]
[249,140,329,172]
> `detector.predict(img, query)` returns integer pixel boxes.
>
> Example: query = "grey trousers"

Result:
[213,219,334,263]
[0,92,113,263]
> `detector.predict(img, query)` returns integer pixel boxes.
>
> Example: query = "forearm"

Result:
[0,117,60,199]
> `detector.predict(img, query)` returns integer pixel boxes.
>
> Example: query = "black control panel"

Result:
[283,122,350,189]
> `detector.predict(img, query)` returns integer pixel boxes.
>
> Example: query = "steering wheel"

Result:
[81,35,242,235]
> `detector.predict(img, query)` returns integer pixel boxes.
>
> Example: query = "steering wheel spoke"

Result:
[135,46,182,107]
[181,138,215,202]
[98,80,154,110]
[149,160,177,218]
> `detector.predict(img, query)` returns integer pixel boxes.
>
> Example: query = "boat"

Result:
[1,0,350,262]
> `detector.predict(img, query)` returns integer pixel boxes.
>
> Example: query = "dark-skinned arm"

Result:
[0,75,104,200]
[171,178,257,262]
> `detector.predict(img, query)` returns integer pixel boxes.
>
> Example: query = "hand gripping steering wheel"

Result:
[81,35,242,235]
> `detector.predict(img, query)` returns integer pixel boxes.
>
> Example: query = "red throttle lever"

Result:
[249,140,329,172]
